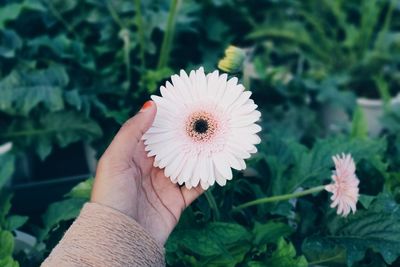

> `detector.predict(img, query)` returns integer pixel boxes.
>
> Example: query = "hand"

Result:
[91,101,203,245]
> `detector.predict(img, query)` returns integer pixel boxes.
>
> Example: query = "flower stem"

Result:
[157,0,181,69]
[134,0,146,70]
[46,0,80,40]
[204,190,220,220]
[106,0,125,28]
[233,185,326,212]
[120,29,132,90]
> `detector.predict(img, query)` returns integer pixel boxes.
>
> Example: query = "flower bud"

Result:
[218,45,246,73]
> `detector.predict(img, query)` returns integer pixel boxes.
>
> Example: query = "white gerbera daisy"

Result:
[142,67,261,190]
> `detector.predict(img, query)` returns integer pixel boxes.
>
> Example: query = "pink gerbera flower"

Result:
[325,153,359,217]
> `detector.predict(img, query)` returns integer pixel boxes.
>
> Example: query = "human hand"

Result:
[91,101,204,245]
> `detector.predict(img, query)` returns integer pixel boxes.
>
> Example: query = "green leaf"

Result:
[0,29,22,58]
[39,111,102,147]
[166,222,250,257]
[266,238,307,267]
[202,245,250,267]
[138,67,174,94]
[262,135,387,196]
[0,230,14,258]
[0,1,45,29]
[0,193,12,225]
[4,111,102,159]
[304,195,400,265]
[252,221,293,245]
[351,106,368,139]
[38,198,86,241]
[291,136,387,190]
[64,89,82,110]
[28,35,95,69]
[0,4,23,29]
[65,178,93,199]
[302,240,346,267]
[0,256,19,267]
[358,194,375,209]
[4,215,28,231]
[0,154,15,189]
[249,238,308,267]
[0,66,67,115]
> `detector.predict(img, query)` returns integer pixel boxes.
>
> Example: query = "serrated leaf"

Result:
[291,136,387,190]
[302,239,347,266]
[304,195,400,265]
[4,111,102,159]
[167,222,250,257]
[262,136,387,196]
[266,238,307,267]
[40,111,102,147]
[28,35,94,69]
[0,66,67,115]
[249,238,308,267]
[38,198,86,241]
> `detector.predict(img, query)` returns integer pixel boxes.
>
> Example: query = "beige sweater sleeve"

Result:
[41,202,165,267]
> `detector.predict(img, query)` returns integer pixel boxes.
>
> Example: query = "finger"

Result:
[106,100,157,157]
[181,185,205,207]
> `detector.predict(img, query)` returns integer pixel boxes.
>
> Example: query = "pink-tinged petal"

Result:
[325,153,359,217]
[142,67,260,189]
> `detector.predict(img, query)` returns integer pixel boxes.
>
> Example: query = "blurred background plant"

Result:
[1,0,400,266]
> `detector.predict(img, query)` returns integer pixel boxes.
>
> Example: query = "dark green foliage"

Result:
[303,194,400,266]
[1,0,400,266]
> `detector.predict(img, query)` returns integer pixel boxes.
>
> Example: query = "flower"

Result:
[325,153,359,217]
[218,45,246,73]
[142,67,261,190]
[0,142,12,155]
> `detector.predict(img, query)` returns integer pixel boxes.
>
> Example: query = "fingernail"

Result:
[140,100,153,112]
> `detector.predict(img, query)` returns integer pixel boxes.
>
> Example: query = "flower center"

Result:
[186,111,218,142]
[194,119,208,134]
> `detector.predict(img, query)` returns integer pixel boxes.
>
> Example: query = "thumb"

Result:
[105,100,157,158]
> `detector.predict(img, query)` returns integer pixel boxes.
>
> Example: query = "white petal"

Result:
[212,152,233,180]
[215,166,227,186]
[178,154,197,185]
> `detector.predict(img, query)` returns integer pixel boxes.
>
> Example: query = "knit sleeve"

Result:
[41,202,165,267]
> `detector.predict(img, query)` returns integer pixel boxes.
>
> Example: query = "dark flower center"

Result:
[194,119,208,134]
[186,111,218,142]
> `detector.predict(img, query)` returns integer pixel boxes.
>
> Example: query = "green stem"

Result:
[106,0,125,28]
[233,185,325,211]
[204,190,220,220]
[134,0,146,69]
[120,29,131,89]
[157,0,181,69]
[375,0,395,51]
[46,0,79,40]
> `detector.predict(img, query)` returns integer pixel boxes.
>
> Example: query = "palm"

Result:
[131,142,202,244]
[92,107,203,245]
